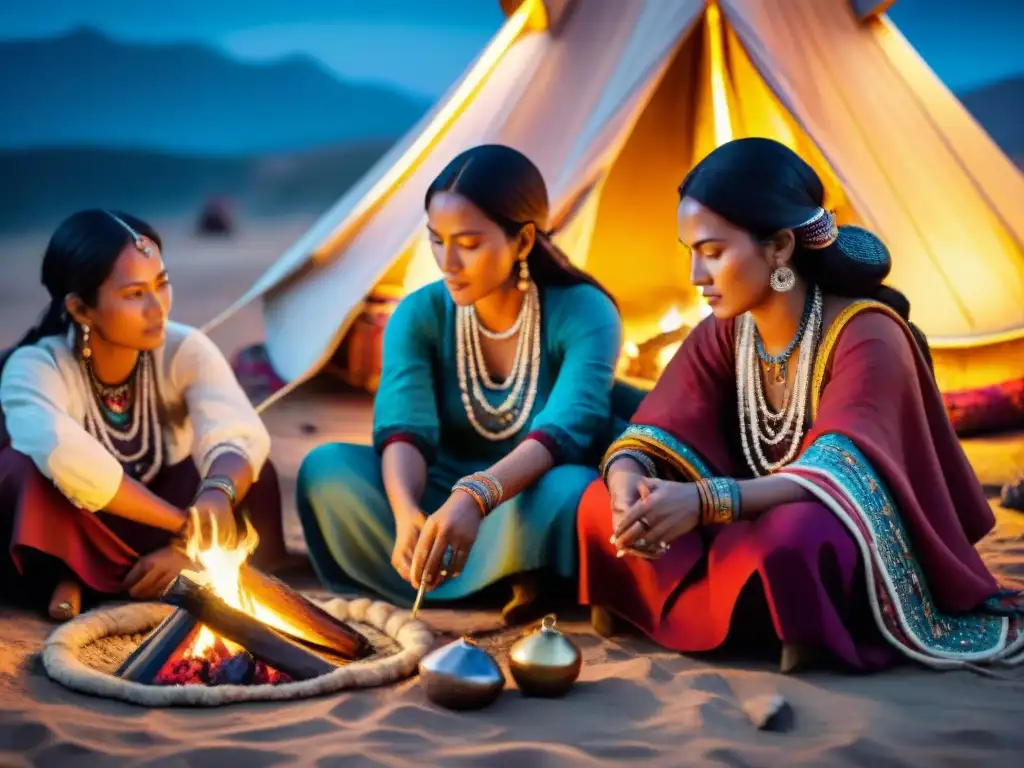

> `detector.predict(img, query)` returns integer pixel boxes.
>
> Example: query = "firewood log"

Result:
[161,572,337,681]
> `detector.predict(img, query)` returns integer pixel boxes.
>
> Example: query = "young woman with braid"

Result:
[578,138,1024,674]
[0,210,286,621]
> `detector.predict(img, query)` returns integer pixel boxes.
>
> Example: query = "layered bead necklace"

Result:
[736,285,823,476]
[80,353,164,483]
[455,282,542,441]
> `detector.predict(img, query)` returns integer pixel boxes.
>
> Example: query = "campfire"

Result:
[619,303,711,381]
[115,512,373,688]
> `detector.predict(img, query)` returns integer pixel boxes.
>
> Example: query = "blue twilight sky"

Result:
[0,0,1021,97]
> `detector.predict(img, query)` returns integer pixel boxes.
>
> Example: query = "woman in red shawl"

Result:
[578,138,1024,673]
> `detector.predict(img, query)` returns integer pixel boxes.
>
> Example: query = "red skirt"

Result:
[0,446,285,605]
[577,480,898,670]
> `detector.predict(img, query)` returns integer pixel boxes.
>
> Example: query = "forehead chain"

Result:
[104,210,153,256]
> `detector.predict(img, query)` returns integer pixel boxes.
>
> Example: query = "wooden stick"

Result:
[161,573,338,681]
[115,609,199,683]
[238,565,373,659]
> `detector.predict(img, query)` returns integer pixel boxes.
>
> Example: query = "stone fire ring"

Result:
[42,596,435,707]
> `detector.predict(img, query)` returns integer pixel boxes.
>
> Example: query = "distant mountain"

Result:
[0,28,430,155]
[960,76,1024,165]
[0,140,394,232]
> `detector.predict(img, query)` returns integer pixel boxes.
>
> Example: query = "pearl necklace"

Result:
[736,286,822,476]
[456,283,542,441]
[80,353,164,484]
[470,295,527,340]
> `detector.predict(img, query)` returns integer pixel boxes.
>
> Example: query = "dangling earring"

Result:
[80,324,92,360]
[769,266,796,293]
[517,258,530,292]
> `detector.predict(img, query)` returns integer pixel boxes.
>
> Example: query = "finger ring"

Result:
[639,516,651,530]
[635,537,647,548]
[58,601,72,616]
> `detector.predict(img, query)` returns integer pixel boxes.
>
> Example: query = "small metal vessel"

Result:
[508,614,582,697]
[418,637,505,710]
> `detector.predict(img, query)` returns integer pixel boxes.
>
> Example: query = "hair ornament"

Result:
[103,210,154,256]
[796,208,839,250]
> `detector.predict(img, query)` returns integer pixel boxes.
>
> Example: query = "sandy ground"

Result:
[3,219,1024,767]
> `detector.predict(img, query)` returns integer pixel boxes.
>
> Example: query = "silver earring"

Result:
[769,266,796,293]
[516,258,530,292]
[80,324,92,359]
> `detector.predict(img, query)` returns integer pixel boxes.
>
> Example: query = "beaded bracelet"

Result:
[602,449,657,483]
[695,477,741,525]
[452,471,504,517]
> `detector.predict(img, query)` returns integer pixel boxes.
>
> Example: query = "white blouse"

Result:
[0,322,271,512]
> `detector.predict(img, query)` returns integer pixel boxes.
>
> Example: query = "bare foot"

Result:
[590,606,619,638]
[48,579,82,622]
[779,643,816,674]
[501,574,539,626]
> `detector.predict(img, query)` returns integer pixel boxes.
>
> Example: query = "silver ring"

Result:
[639,516,651,530]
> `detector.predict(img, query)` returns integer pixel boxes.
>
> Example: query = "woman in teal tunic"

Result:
[297,144,625,619]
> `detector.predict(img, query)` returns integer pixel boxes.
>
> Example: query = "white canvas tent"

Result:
[205,0,1024,401]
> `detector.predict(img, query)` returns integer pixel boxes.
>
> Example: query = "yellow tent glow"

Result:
[205,0,1024,406]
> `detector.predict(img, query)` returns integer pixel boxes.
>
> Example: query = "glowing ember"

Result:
[181,510,307,659]
[155,637,292,687]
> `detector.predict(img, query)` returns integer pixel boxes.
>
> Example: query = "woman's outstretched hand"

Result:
[123,545,194,599]
[612,476,701,554]
[409,491,483,590]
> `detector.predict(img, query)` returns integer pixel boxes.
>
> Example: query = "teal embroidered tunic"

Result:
[296,279,626,606]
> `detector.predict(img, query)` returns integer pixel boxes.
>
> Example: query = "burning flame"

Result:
[620,301,715,377]
[656,306,685,371]
[659,306,685,334]
[182,510,306,658]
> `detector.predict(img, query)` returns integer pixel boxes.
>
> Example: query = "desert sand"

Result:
[3,218,1024,767]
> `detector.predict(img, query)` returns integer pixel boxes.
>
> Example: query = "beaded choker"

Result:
[80,352,164,483]
[86,361,138,429]
[753,285,817,384]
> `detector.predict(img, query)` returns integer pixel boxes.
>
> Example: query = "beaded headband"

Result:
[103,210,154,256]
[796,208,838,250]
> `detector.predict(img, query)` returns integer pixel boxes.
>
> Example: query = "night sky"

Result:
[0,0,1020,97]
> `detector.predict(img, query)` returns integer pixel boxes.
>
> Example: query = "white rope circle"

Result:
[42,596,434,707]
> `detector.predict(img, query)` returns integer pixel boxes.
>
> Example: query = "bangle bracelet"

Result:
[454,485,488,517]
[696,477,740,525]
[602,449,657,482]
[195,475,237,508]
[452,471,504,517]
[472,471,504,506]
